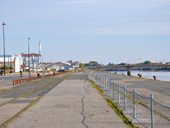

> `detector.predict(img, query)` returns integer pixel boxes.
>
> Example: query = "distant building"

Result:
[43,61,80,71]
[71,61,79,69]
[21,53,41,71]
[166,62,170,65]
[0,55,22,72]
[46,62,71,71]
[160,62,166,64]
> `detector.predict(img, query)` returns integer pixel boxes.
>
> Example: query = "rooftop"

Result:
[21,53,41,57]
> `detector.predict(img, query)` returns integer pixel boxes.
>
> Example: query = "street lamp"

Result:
[2,22,6,75]
[28,37,31,78]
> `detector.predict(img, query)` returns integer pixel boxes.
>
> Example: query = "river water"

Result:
[116,71,170,82]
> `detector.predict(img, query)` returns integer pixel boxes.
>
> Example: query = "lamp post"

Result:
[28,37,31,78]
[2,22,6,75]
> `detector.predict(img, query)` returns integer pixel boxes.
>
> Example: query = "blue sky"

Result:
[0,0,170,64]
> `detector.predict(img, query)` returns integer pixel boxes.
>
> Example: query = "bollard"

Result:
[138,74,142,78]
[20,71,22,78]
[153,76,156,80]
[37,73,40,77]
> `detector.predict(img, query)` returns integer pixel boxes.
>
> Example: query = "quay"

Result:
[0,71,170,128]
[0,72,128,128]
[88,71,170,128]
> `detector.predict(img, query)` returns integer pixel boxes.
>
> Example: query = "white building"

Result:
[21,53,41,71]
[46,62,71,71]
[0,55,22,72]
[44,61,80,71]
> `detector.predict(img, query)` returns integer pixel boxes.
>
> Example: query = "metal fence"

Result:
[86,71,170,128]
[12,72,67,86]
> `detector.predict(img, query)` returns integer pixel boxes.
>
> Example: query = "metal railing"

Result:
[86,71,170,128]
[12,72,67,86]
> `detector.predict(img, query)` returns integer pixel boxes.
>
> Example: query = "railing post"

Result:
[104,76,106,90]
[110,80,112,96]
[118,84,120,104]
[124,85,126,110]
[102,75,103,87]
[133,89,136,119]
[108,79,110,95]
[107,78,109,92]
[112,81,115,100]
[103,75,105,88]
[106,77,108,91]
[151,94,154,128]
[108,79,111,96]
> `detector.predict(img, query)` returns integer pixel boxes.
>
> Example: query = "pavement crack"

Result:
[81,96,89,128]
[83,81,88,94]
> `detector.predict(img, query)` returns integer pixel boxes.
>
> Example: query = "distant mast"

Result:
[39,41,41,55]
[39,41,41,63]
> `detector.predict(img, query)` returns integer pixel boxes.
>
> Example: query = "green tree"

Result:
[79,63,84,68]
[84,61,101,66]
[143,61,152,65]
[107,62,114,66]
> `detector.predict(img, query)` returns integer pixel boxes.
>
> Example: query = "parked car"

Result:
[10,70,14,73]
[0,71,4,75]
[57,69,65,72]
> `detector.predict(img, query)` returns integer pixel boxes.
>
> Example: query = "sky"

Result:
[0,0,170,64]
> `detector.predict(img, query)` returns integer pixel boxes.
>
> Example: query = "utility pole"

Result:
[28,38,31,78]
[8,56,9,73]
[2,22,6,75]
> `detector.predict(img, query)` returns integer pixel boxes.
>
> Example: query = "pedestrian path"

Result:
[7,73,128,128]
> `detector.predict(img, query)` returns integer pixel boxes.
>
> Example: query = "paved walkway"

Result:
[6,73,128,128]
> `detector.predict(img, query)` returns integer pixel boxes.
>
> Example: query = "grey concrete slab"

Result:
[6,73,128,128]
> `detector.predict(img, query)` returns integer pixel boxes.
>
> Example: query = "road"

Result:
[0,73,41,80]
[0,72,52,90]
[0,73,71,127]
[0,72,128,128]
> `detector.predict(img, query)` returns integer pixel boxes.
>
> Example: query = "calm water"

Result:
[116,71,170,82]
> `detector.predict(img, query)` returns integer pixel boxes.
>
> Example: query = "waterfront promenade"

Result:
[104,72,170,105]
[90,71,170,128]
[0,73,128,128]
[1,71,170,128]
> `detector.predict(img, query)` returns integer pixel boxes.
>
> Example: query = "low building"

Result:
[45,62,71,71]
[44,61,80,71]
[0,55,22,72]
[21,53,41,71]
[71,61,79,69]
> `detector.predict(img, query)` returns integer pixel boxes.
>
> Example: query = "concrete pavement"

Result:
[95,72,170,128]
[6,73,128,128]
